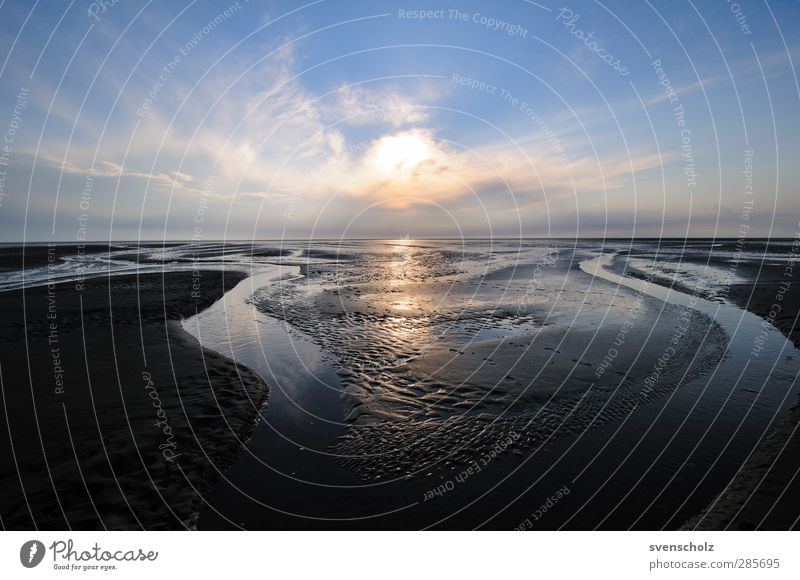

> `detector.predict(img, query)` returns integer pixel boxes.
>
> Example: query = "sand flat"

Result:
[0,267,268,529]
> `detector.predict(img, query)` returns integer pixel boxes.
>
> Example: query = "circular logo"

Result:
[19,540,45,568]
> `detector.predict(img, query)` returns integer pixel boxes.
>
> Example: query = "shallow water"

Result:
[176,239,800,529]
[3,238,797,528]
[574,253,800,526]
[582,252,799,421]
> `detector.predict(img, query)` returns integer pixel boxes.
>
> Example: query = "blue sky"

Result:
[0,0,798,240]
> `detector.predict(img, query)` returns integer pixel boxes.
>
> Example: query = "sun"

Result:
[372,133,431,173]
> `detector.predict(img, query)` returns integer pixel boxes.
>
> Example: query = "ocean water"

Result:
[3,238,798,529]
[177,239,800,529]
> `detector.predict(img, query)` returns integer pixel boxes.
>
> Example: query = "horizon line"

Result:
[0,236,794,245]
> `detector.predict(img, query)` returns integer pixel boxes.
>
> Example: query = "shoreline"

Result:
[680,259,800,530]
[1,240,796,530]
[612,251,800,529]
[0,267,269,529]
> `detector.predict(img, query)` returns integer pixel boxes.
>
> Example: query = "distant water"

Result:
[0,238,794,292]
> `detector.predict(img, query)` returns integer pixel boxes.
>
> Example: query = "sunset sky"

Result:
[0,0,798,241]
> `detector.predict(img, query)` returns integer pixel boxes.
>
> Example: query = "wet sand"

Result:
[684,258,800,530]
[198,241,766,529]
[0,263,268,529]
[0,243,121,272]
[612,242,800,529]
[1,239,797,530]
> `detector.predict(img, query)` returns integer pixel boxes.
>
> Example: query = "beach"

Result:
[0,252,268,529]
[0,239,798,530]
[187,239,799,530]
[683,257,800,530]
[606,240,800,529]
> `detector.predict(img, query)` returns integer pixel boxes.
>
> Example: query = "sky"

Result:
[0,0,798,241]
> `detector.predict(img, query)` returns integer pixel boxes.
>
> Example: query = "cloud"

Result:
[19,30,675,233]
[39,156,198,193]
[325,84,432,127]
[291,124,670,211]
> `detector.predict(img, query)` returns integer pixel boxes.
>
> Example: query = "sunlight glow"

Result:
[373,133,431,173]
